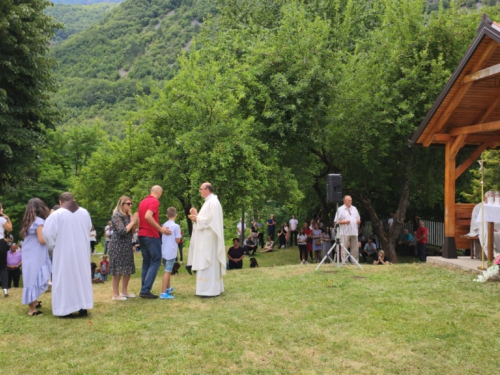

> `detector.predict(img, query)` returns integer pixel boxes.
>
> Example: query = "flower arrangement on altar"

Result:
[475,253,500,283]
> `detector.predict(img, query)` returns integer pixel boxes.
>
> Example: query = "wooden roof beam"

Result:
[450,120,500,136]
[448,134,467,161]
[421,40,498,147]
[455,142,492,179]
[462,62,500,84]
[474,88,500,124]
[432,134,500,143]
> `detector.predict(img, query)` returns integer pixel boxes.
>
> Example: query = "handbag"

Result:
[315,239,321,246]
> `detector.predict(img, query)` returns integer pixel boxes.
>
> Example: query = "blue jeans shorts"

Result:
[162,258,175,273]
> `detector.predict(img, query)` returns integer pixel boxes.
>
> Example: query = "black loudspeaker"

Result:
[326,174,343,203]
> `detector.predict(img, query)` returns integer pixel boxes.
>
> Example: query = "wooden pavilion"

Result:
[410,15,500,260]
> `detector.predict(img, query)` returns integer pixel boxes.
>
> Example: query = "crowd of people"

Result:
[0,181,229,317]
[232,195,430,267]
[1,191,432,316]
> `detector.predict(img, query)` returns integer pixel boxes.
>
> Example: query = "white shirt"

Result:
[237,222,246,234]
[0,217,6,239]
[161,219,181,260]
[334,204,360,236]
[105,225,113,242]
[289,218,298,231]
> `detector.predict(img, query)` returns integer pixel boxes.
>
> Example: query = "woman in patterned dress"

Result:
[108,196,138,301]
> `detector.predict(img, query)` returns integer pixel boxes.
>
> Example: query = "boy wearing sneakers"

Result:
[160,207,182,300]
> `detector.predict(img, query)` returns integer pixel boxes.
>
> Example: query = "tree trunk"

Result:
[312,175,332,227]
[355,154,413,264]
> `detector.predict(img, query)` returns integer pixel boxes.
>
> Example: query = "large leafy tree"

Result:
[73,53,301,234]
[0,0,61,191]
[328,0,483,261]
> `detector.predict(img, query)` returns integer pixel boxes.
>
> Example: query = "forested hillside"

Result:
[45,3,118,45]
[51,0,124,4]
[51,0,215,136]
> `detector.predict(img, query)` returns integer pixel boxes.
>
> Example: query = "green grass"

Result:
[1,246,499,374]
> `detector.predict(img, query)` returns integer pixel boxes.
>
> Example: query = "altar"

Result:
[476,203,500,261]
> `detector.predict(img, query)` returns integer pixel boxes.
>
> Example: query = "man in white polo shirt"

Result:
[334,195,361,262]
[289,214,299,246]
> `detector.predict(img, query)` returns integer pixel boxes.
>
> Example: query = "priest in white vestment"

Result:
[43,192,93,316]
[188,182,226,297]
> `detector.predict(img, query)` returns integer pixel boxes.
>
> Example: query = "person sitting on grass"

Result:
[361,239,378,263]
[243,235,257,256]
[93,267,103,284]
[227,238,244,270]
[373,250,391,265]
[91,263,103,284]
[398,228,414,256]
[260,236,275,253]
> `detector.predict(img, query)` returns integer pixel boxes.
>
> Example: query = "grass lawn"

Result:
[1,245,499,374]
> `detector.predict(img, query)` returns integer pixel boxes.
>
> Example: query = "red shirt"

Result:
[416,226,428,244]
[100,260,109,274]
[138,195,160,238]
[304,228,313,251]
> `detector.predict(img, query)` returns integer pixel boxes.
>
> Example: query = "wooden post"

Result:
[488,222,494,262]
[443,140,457,258]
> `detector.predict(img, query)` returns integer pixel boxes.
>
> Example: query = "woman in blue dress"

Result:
[311,223,323,263]
[20,198,51,316]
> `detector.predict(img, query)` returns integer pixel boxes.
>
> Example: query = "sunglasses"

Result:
[124,202,132,206]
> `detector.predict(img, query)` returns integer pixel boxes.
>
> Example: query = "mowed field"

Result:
[1,246,499,374]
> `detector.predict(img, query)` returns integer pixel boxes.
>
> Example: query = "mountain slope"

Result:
[51,0,215,136]
[46,3,118,45]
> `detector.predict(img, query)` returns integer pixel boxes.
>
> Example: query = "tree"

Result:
[73,52,301,235]
[327,0,481,261]
[0,0,61,192]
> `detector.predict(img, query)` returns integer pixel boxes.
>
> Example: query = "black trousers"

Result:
[278,234,286,248]
[259,233,264,248]
[299,245,308,261]
[8,268,21,288]
[268,229,275,242]
[290,230,298,245]
[0,267,7,290]
[228,261,242,270]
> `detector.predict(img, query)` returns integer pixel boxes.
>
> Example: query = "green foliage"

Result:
[73,51,302,232]
[45,3,118,45]
[329,0,481,214]
[51,0,216,138]
[50,0,124,4]
[0,125,107,238]
[0,0,61,192]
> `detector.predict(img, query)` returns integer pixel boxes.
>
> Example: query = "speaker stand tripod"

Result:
[316,237,363,270]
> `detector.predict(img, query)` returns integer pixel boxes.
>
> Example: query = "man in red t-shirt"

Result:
[138,185,171,299]
[416,220,428,263]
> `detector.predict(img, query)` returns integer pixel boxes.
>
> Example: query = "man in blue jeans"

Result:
[138,185,171,299]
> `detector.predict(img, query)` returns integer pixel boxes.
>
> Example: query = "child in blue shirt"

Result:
[160,207,182,299]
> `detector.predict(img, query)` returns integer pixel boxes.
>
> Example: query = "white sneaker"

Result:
[112,296,127,301]
[120,293,136,298]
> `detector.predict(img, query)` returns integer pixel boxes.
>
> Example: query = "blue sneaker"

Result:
[160,292,174,300]
[166,287,174,293]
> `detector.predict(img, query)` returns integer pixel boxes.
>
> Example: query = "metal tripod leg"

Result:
[315,243,337,271]
[339,243,363,270]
